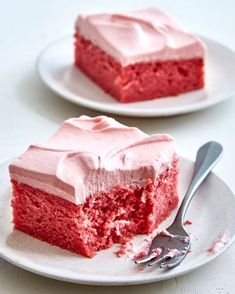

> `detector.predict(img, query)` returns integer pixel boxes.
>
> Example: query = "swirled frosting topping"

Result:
[75,8,205,66]
[9,116,177,204]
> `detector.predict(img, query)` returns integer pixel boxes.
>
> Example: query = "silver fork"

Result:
[135,141,223,269]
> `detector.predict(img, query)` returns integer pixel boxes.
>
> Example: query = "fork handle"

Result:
[172,141,223,229]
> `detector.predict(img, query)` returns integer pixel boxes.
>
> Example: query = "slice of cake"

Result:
[9,116,179,257]
[74,8,205,103]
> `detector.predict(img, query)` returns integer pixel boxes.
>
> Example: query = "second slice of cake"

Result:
[74,8,205,103]
[9,116,179,257]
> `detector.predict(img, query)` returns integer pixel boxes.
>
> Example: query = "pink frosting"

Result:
[75,8,205,66]
[9,116,177,205]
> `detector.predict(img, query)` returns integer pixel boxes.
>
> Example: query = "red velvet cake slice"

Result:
[9,116,179,257]
[74,8,206,103]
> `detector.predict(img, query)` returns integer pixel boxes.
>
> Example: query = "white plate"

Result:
[37,36,235,117]
[0,157,235,285]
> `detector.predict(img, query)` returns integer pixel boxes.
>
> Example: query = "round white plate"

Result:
[37,36,235,117]
[0,157,235,285]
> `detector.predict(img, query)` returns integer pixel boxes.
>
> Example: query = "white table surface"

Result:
[1,0,235,293]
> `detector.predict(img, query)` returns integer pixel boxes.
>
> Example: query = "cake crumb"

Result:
[165,248,180,258]
[115,228,191,261]
[208,230,230,254]
[115,228,173,259]
[115,228,159,259]
[183,220,192,226]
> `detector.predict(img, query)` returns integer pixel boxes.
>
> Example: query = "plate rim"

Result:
[0,156,235,285]
[36,35,235,117]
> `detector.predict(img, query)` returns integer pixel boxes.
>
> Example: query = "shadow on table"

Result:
[16,70,99,124]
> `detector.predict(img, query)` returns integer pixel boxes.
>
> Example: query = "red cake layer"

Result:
[11,161,178,258]
[74,32,204,103]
